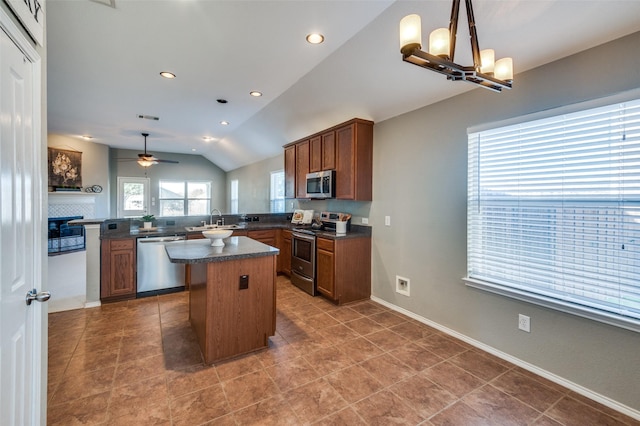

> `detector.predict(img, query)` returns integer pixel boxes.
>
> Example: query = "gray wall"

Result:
[226,153,284,214]
[47,134,110,218]
[371,31,640,411]
[109,148,226,218]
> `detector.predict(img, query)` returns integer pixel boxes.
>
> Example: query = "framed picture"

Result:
[48,147,82,190]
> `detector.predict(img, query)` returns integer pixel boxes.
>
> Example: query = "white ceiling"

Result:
[46,0,640,171]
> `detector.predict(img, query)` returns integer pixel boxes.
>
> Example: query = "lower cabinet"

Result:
[316,236,371,304]
[100,238,136,302]
[247,229,276,246]
[280,230,291,276]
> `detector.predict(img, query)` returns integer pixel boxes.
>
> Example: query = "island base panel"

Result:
[189,255,276,364]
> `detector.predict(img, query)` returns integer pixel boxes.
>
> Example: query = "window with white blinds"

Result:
[466,98,640,331]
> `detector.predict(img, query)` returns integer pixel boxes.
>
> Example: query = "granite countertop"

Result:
[101,220,371,240]
[165,236,279,264]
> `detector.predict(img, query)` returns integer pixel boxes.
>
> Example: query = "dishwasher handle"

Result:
[138,236,186,243]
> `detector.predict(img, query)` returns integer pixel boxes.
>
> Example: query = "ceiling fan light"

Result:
[480,49,495,74]
[137,159,156,167]
[399,14,422,54]
[429,28,450,57]
[494,57,513,81]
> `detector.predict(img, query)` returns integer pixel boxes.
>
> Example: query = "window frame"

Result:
[158,180,212,217]
[465,89,640,333]
[270,169,285,213]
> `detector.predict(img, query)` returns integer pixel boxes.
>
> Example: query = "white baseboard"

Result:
[84,301,101,309]
[370,295,640,421]
[48,296,85,313]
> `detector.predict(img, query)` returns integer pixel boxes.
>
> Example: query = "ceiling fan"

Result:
[121,132,179,167]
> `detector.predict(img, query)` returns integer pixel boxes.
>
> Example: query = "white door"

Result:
[117,176,150,218]
[0,12,45,426]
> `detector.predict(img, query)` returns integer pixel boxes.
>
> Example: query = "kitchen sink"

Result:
[184,224,242,232]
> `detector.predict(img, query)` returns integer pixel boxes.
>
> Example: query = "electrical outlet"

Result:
[385,216,391,226]
[362,217,369,224]
[518,314,531,332]
[395,275,410,296]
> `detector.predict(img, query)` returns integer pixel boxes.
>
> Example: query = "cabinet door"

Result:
[102,239,136,299]
[281,231,291,276]
[309,135,322,173]
[284,145,296,199]
[296,141,310,198]
[335,121,373,201]
[321,130,336,170]
[316,248,335,300]
[335,124,355,199]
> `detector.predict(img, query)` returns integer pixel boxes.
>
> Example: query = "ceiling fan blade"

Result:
[156,159,179,164]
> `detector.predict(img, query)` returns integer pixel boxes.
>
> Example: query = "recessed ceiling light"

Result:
[220,121,229,126]
[202,136,214,141]
[81,135,93,140]
[159,71,176,79]
[306,33,324,44]
[249,91,262,97]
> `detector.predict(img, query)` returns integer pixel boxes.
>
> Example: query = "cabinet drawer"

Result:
[110,239,134,250]
[232,230,248,236]
[248,230,276,239]
[316,237,334,252]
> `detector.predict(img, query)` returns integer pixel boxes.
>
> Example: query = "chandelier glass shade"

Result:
[400,0,513,92]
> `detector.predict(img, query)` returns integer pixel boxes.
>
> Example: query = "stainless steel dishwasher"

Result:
[137,235,186,296]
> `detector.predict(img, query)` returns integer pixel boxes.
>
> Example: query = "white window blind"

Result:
[466,99,640,331]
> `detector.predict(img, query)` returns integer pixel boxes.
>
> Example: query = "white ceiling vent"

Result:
[137,114,159,121]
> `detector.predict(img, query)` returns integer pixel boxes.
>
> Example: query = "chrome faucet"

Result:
[210,208,223,226]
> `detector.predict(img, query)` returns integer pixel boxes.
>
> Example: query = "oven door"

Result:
[291,232,316,279]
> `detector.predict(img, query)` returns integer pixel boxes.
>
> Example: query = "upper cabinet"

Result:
[284,118,373,201]
[284,145,296,199]
[295,140,310,199]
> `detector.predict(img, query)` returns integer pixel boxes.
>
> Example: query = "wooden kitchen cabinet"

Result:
[310,131,336,173]
[295,140,310,198]
[284,145,296,199]
[321,130,336,170]
[315,236,371,305]
[309,135,322,172]
[335,120,373,201]
[280,229,292,276]
[316,238,335,298]
[100,238,136,302]
[248,229,277,246]
[283,118,372,200]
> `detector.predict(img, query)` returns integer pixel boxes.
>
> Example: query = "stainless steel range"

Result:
[290,229,317,295]
[290,211,351,296]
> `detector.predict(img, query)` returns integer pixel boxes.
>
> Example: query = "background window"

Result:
[230,179,238,214]
[466,98,640,331]
[159,180,211,216]
[270,170,285,213]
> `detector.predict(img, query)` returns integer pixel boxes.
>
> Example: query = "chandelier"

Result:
[399,0,513,92]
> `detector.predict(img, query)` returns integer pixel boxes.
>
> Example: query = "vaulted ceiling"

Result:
[46,0,640,171]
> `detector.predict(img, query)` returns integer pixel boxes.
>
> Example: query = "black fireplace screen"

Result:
[48,216,85,255]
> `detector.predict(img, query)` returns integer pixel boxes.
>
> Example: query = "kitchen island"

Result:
[165,236,279,363]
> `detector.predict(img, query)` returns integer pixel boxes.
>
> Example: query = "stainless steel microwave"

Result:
[306,170,335,199]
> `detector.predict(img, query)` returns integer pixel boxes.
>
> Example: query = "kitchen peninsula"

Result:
[165,236,279,363]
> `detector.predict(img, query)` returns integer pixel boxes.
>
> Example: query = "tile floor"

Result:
[47,276,639,425]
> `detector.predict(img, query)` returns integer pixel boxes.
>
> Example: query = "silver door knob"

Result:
[25,289,51,306]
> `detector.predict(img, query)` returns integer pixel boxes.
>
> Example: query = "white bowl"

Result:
[202,229,233,246]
